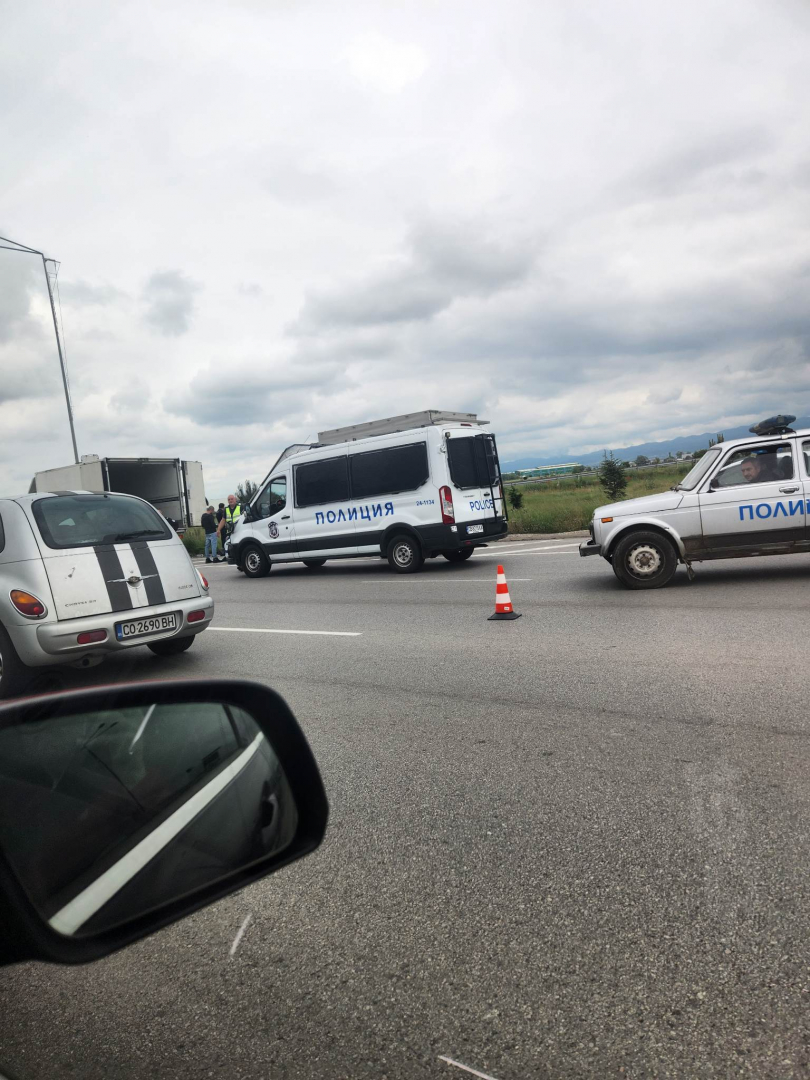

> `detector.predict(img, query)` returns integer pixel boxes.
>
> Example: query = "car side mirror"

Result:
[0,679,328,966]
[709,476,720,491]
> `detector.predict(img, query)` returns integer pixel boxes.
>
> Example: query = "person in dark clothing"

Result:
[215,503,226,558]
[741,455,782,484]
[201,505,221,563]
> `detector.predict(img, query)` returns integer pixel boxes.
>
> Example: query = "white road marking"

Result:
[229,913,253,957]
[361,579,533,583]
[49,733,265,936]
[438,1056,502,1080]
[209,627,362,637]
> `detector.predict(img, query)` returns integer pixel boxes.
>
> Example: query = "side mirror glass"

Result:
[709,476,720,491]
[0,680,327,963]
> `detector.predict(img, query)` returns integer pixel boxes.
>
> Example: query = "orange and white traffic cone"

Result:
[488,564,522,621]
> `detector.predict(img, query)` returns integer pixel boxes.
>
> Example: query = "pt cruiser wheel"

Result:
[611,530,678,590]
[386,534,424,574]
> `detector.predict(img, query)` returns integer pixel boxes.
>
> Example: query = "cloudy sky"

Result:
[2,0,809,496]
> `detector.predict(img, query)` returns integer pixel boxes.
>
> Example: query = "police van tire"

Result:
[443,548,475,563]
[148,635,195,656]
[612,530,678,590]
[387,534,424,574]
[0,623,32,700]
[303,559,327,569]
[242,545,270,578]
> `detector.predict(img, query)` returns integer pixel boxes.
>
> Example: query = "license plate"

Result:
[115,612,179,641]
[467,524,484,535]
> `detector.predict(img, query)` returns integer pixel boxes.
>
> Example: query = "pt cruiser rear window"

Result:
[32,494,171,550]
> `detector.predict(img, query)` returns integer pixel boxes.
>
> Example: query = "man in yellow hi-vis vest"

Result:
[217,494,242,560]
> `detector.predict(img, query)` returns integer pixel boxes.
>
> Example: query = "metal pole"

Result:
[41,255,79,464]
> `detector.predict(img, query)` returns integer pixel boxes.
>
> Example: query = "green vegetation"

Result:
[181,526,205,556]
[505,463,693,534]
[597,452,627,501]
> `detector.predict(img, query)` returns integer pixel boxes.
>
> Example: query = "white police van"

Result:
[580,415,810,589]
[228,411,508,576]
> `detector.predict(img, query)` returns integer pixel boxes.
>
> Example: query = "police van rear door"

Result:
[445,431,505,528]
[30,494,201,620]
[698,438,805,554]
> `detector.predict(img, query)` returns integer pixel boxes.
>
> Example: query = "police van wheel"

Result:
[612,530,678,590]
[303,559,327,569]
[0,623,32,700]
[148,635,195,657]
[443,548,475,563]
[242,545,270,578]
[387,534,424,574]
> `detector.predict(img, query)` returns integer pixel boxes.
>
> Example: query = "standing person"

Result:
[218,494,243,560]
[216,502,226,558]
[201,505,219,563]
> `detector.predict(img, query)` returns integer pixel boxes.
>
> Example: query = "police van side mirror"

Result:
[0,679,328,967]
[708,476,720,491]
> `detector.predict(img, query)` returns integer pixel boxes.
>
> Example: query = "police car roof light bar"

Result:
[749,414,796,437]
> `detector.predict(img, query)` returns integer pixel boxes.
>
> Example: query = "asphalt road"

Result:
[2,539,810,1079]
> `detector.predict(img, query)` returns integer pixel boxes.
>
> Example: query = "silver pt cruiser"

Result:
[0,491,214,697]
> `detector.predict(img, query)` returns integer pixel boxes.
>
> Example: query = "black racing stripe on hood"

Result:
[130,541,167,606]
[94,545,134,612]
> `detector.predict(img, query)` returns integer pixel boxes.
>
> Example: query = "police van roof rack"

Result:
[316,410,488,445]
[749,414,796,437]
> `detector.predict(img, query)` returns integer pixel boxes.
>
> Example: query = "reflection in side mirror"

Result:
[0,680,327,962]
[709,476,720,490]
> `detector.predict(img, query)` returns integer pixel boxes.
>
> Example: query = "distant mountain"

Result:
[501,416,810,471]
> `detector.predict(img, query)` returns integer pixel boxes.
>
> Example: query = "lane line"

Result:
[208,627,362,637]
[49,733,265,936]
[229,913,253,957]
[360,579,533,583]
[439,1056,502,1080]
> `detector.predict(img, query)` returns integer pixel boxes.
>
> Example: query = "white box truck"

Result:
[31,455,207,533]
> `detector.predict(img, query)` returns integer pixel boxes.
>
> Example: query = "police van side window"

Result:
[350,443,429,499]
[254,478,286,519]
[295,457,349,508]
[802,441,810,476]
[0,511,4,554]
[712,444,793,488]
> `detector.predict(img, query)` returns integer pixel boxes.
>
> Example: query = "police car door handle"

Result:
[281,515,290,519]
[780,485,800,493]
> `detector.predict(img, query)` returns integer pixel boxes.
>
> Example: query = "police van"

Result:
[580,415,810,588]
[228,411,508,576]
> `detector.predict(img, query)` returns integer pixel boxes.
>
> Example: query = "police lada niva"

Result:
[0,491,213,697]
[580,415,810,589]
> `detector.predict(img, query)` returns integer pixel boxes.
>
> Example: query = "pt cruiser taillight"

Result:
[10,590,47,618]
[439,486,455,524]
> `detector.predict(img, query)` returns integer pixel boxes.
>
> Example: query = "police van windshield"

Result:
[676,448,722,491]
[32,494,172,549]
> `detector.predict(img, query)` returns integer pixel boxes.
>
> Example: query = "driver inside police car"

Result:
[740,454,781,484]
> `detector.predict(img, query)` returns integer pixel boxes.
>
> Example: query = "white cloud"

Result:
[344,33,428,94]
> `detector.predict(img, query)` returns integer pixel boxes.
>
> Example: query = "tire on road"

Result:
[303,559,327,569]
[148,635,195,657]
[611,529,678,590]
[241,545,270,578]
[386,533,424,574]
[0,622,32,700]
[442,549,475,563]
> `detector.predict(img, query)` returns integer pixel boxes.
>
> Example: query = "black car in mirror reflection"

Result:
[0,701,297,937]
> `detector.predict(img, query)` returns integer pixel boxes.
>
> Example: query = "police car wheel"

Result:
[148,635,195,656]
[303,559,327,569]
[242,545,270,578]
[612,530,677,590]
[0,623,31,699]
[443,548,475,562]
[387,534,424,574]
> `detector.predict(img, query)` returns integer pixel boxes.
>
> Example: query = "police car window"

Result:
[678,448,721,490]
[0,510,5,554]
[802,441,810,475]
[713,444,792,488]
[255,478,286,519]
[32,494,171,549]
[350,443,429,499]
[295,456,349,508]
